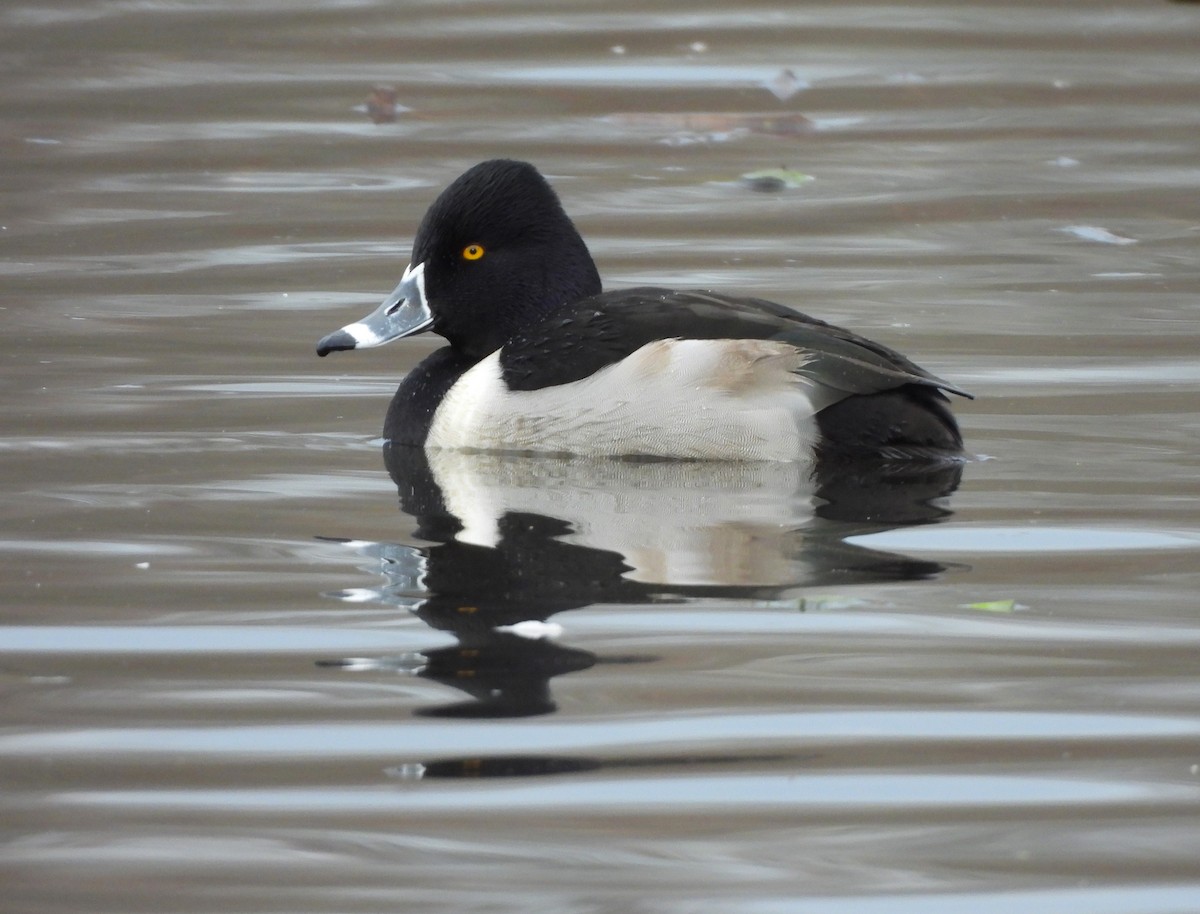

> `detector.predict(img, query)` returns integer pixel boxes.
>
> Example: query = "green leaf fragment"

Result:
[963,599,1023,613]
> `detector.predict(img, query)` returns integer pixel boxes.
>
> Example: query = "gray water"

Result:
[3,1,1200,912]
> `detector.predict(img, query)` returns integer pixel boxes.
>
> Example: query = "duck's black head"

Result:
[316,160,601,362]
[415,160,600,356]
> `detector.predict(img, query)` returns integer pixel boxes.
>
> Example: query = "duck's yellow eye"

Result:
[462,243,485,261]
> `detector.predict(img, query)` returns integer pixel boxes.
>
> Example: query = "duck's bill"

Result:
[316,262,431,357]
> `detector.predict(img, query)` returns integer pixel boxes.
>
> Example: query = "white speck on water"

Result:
[386,762,426,780]
[1059,225,1137,245]
[496,620,564,640]
[765,68,806,99]
[334,588,380,603]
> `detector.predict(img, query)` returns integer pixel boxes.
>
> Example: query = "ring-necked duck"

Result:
[317,159,971,461]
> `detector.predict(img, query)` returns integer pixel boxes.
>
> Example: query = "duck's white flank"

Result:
[425,338,824,460]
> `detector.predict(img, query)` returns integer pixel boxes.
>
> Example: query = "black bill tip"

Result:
[316,330,357,357]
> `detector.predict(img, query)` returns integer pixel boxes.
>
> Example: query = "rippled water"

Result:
[3,2,1200,912]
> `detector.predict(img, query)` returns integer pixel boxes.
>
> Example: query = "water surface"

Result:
[3,1,1200,912]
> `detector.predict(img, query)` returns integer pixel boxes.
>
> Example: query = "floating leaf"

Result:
[741,167,814,192]
[606,112,813,142]
[962,599,1024,613]
[762,595,868,612]
[364,85,410,124]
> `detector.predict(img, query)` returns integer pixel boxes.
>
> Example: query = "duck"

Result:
[316,159,971,461]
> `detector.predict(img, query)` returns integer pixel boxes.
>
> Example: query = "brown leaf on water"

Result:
[366,85,400,124]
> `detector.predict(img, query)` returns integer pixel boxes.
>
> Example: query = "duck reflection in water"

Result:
[317,433,964,725]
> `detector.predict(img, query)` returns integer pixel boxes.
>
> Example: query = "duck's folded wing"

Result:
[769,321,973,400]
[657,289,972,400]
[498,287,972,401]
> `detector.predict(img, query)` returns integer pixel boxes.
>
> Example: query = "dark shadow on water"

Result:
[316,442,966,729]
[386,750,801,781]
